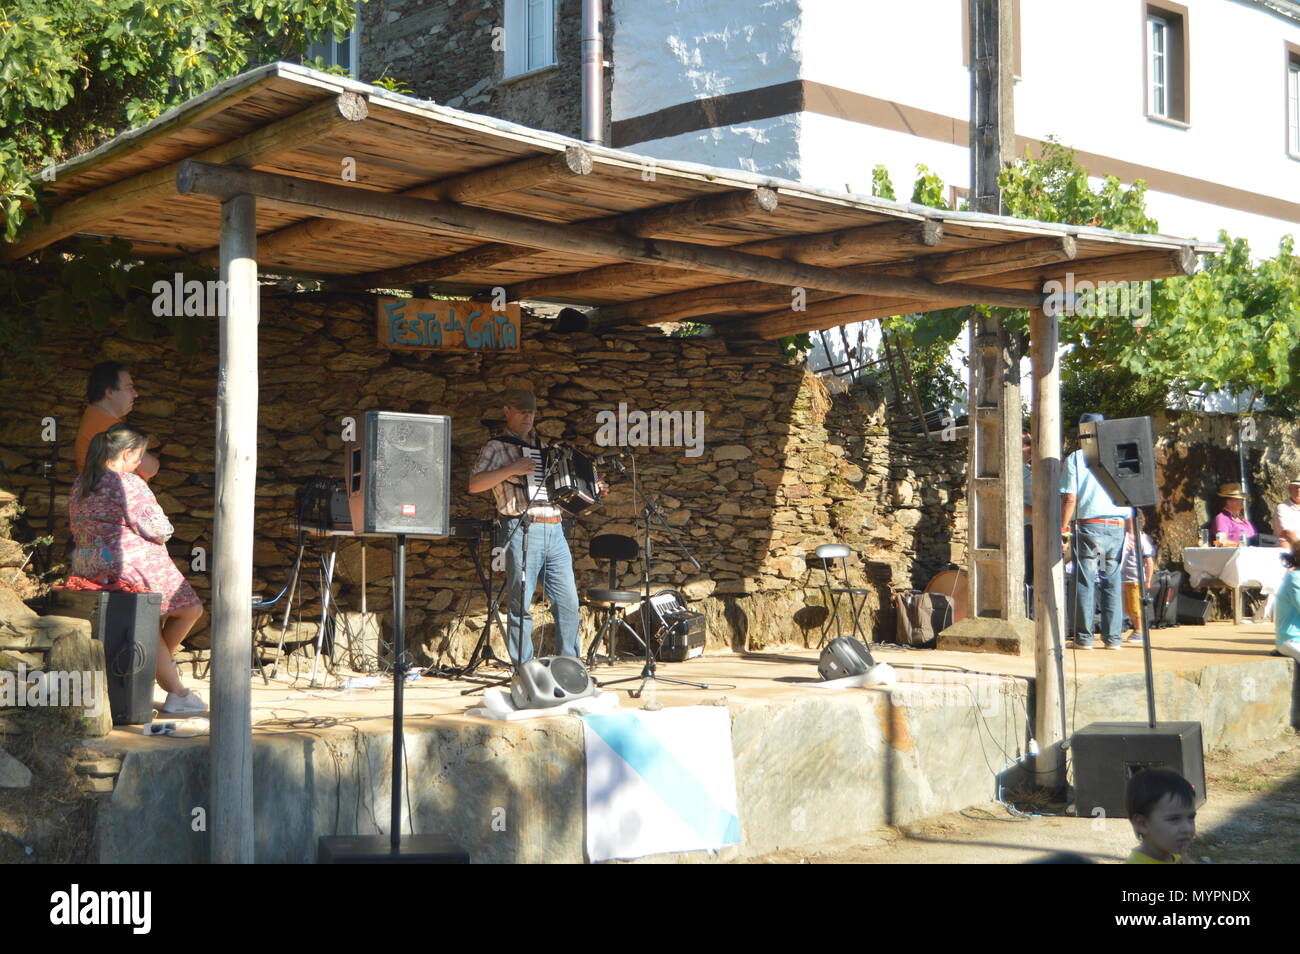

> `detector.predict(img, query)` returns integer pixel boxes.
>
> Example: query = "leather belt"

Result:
[1077,518,1125,526]
[505,514,563,524]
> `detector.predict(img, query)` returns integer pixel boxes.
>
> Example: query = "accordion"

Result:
[544,444,602,517]
[627,589,706,662]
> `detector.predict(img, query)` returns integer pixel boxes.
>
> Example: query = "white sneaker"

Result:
[162,690,208,714]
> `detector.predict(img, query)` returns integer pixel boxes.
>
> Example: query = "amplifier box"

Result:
[317,834,469,864]
[1072,722,1205,819]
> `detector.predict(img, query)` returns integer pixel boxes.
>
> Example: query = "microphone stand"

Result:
[599,450,709,697]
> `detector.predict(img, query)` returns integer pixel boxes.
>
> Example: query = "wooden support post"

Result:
[210,193,258,863]
[934,0,1031,655]
[1030,303,1066,790]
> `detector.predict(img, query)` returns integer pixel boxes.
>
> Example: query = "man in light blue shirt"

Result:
[1061,413,1130,649]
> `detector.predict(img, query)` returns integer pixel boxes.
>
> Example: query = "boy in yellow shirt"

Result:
[1124,768,1197,864]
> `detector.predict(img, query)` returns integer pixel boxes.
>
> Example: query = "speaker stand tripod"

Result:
[596,451,709,698]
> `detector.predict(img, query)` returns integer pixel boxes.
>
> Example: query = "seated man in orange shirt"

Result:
[74,362,160,479]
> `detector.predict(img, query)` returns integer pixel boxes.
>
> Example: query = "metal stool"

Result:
[813,543,871,648]
[583,534,644,667]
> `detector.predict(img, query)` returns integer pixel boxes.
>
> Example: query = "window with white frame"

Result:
[504,0,556,79]
[306,2,362,76]
[1144,3,1188,124]
[1148,15,1169,117]
[1289,51,1300,157]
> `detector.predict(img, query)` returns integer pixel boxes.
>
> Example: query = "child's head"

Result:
[1126,768,1197,860]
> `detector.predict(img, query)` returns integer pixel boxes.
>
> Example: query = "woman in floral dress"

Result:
[70,425,206,714]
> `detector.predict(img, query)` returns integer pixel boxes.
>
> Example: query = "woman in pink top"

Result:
[70,425,206,714]
[1212,482,1256,545]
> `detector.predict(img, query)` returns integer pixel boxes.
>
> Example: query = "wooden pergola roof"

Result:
[5,62,1218,339]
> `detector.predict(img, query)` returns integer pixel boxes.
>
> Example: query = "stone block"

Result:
[0,583,34,624]
[75,758,123,777]
[0,747,32,788]
[47,626,112,738]
[936,617,1037,656]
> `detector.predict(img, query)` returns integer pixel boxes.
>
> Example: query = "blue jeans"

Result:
[1071,522,1125,645]
[500,517,581,664]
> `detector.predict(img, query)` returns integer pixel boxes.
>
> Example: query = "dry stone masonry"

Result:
[0,293,969,663]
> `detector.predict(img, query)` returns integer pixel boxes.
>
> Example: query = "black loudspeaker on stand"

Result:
[1072,415,1205,813]
[346,411,452,536]
[320,412,468,863]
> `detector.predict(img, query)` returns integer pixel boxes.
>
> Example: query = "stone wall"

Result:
[359,0,613,141]
[1147,409,1300,567]
[0,292,969,662]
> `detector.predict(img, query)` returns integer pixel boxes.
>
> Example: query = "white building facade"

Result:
[611,0,1300,256]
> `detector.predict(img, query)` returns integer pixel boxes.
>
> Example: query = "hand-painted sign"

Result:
[378,297,521,352]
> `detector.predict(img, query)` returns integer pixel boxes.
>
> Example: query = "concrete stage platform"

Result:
[88,622,1298,863]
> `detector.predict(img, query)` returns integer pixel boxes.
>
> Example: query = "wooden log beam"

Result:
[921,235,1076,283]
[176,160,1043,308]
[734,292,975,340]
[593,225,1069,328]
[982,246,1198,289]
[735,218,944,263]
[506,218,944,301]
[588,186,778,236]
[218,145,594,267]
[1,94,369,262]
[427,147,593,202]
[589,280,841,328]
[330,186,779,291]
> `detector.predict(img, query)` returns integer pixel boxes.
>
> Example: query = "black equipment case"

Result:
[628,589,706,662]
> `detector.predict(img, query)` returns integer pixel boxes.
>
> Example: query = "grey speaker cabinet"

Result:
[345,411,451,537]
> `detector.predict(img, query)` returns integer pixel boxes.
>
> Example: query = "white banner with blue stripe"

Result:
[582,706,741,862]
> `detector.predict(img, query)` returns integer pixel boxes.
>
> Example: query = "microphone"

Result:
[594,453,626,475]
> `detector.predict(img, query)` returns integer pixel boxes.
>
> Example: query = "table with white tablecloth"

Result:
[1181,546,1288,623]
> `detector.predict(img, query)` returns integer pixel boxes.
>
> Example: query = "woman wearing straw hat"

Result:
[1212,482,1256,546]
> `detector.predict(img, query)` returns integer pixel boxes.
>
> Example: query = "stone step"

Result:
[80,775,114,794]
[75,758,123,778]
[0,614,92,650]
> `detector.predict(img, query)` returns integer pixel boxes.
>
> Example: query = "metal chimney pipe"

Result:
[582,0,604,144]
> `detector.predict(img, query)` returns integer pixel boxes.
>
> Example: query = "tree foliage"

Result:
[0,0,364,364]
[870,141,1300,418]
[0,0,362,241]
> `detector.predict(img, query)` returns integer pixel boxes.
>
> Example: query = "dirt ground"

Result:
[745,730,1300,864]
